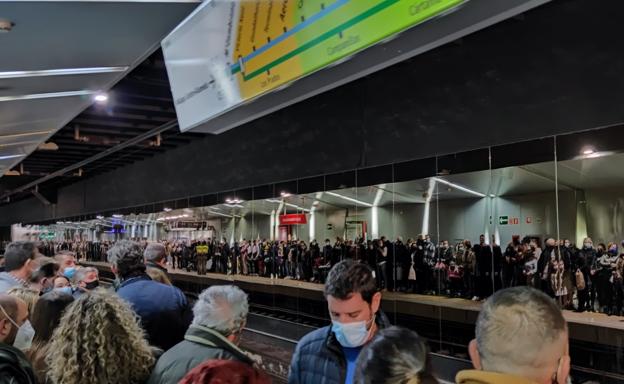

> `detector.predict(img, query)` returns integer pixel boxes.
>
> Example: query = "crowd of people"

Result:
[0,238,573,384]
[145,232,624,316]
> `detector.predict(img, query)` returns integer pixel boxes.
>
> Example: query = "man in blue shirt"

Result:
[108,240,191,351]
[288,260,389,384]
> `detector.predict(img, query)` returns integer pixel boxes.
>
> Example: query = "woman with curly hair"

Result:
[46,289,156,384]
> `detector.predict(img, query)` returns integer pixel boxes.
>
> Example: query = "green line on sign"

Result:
[242,0,401,81]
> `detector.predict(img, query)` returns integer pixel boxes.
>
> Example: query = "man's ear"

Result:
[371,291,382,314]
[111,265,118,275]
[468,339,482,370]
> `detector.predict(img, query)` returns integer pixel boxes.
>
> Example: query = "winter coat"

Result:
[117,274,191,351]
[147,324,254,384]
[288,311,391,384]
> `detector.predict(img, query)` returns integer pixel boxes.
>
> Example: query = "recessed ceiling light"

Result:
[94,93,108,103]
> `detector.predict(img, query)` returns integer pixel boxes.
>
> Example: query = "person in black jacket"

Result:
[289,260,389,384]
[576,238,597,312]
[473,235,493,300]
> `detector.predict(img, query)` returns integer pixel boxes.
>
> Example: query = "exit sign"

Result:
[499,216,508,225]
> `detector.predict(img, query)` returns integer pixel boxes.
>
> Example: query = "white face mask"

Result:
[331,314,375,348]
[12,320,35,350]
[0,304,32,349]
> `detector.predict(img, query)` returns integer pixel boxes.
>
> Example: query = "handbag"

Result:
[408,265,417,281]
[575,269,586,291]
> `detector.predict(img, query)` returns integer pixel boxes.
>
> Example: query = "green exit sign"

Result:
[499,216,509,225]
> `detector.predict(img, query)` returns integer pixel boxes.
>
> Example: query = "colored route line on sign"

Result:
[239,0,400,81]
[230,0,350,75]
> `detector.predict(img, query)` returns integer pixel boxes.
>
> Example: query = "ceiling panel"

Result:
[0,1,199,71]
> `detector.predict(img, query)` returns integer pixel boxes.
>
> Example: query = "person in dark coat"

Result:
[289,260,390,384]
[473,235,493,300]
[108,240,191,351]
[148,285,256,384]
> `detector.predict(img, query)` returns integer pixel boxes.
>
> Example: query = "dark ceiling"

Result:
[0,50,205,204]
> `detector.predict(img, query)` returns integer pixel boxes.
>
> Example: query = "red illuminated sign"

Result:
[279,214,307,225]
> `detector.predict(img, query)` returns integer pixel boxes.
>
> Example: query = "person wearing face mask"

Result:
[54,251,77,281]
[0,242,39,294]
[71,267,100,298]
[148,285,258,384]
[289,260,389,384]
[613,243,624,317]
[28,258,59,295]
[456,286,570,384]
[5,288,38,351]
[576,238,596,312]
[596,243,618,315]
[0,294,36,384]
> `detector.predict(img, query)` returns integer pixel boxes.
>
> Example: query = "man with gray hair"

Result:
[456,286,570,384]
[144,242,169,276]
[147,285,255,384]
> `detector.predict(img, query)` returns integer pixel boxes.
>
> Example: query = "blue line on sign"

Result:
[230,0,350,73]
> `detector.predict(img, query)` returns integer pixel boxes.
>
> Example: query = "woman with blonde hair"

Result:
[46,290,156,384]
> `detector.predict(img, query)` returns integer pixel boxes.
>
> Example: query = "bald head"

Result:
[469,287,569,384]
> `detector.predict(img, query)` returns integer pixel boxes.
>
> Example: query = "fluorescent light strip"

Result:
[0,154,25,160]
[0,90,95,102]
[0,66,128,79]
[0,130,54,139]
[325,191,373,207]
[265,199,310,212]
[208,210,233,218]
[0,140,41,148]
[432,177,486,198]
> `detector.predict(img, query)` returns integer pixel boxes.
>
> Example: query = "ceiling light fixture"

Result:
[582,148,595,155]
[280,192,292,197]
[207,210,233,218]
[432,177,486,198]
[163,207,172,212]
[225,198,243,204]
[112,214,123,218]
[0,154,25,161]
[94,93,108,103]
[96,215,104,220]
[325,191,373,207]
[0,90,96,102]
[0,130,53,139]
[0,66,128,79]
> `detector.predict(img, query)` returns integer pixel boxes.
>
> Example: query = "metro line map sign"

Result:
[163,0,465,131]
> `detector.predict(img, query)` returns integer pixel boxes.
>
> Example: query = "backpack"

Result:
[575,269,586,291]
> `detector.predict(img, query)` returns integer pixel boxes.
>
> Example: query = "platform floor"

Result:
[84,261,624,332]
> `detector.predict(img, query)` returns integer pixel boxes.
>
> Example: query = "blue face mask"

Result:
[331,314,375,348]
[63,267,76,279]
[55,287,73,295]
